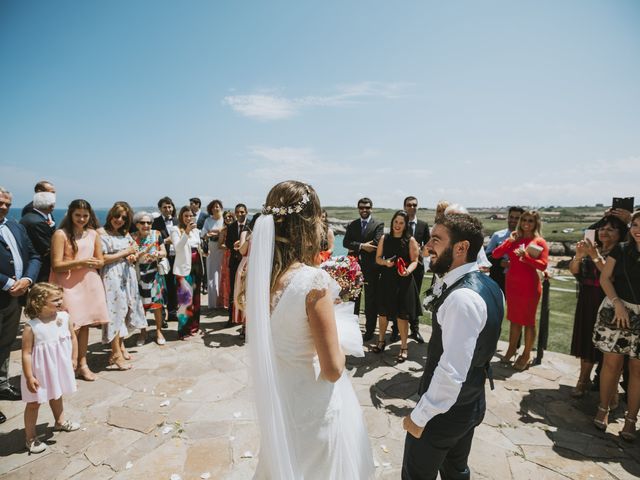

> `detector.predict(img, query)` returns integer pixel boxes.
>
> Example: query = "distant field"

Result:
[325,205,609,242]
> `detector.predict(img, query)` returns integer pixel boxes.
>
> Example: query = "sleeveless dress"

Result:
[100,232,147,343]
[377,234,420,320]
[21,312,77,404]
[201,216,226,308]
[570,256,604,363]
[49,229,109,328]
[254,265,374,480]
[134,230,166,310]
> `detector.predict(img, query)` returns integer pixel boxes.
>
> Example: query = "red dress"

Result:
[492,236,548,326]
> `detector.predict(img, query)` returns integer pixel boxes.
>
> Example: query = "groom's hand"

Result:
[402,416,424,439]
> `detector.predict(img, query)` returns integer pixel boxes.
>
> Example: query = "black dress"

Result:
[377,234,420,320]
[570,257,604,363]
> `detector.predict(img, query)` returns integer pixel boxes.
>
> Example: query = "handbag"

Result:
[157,257,170,275]
[396,257,407,275]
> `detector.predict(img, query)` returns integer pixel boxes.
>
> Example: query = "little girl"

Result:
[22,283,79,454]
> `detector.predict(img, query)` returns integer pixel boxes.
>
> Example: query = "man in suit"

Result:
[391,196,430,343]
[20,191,56,283]
[343,197,384,341]
[152,196,178,324]
[21,180,56,225]
[225,203,248,325]
[0,187,41,403]
[190,197,208,230]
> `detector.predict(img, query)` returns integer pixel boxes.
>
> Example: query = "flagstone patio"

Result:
[1,309,639,479]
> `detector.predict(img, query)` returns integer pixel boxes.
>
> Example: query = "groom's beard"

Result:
[429,245,454,275]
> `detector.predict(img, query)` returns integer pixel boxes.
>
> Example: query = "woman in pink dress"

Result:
[50,199,109,381]
[218,211,235,309]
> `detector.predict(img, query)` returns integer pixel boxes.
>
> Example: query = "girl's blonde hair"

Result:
[24,283,63,319]
[516,209,543,238]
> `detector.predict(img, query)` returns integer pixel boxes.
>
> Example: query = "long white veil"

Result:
[246,214,298,479]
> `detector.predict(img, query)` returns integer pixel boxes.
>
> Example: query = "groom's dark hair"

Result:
[437,213,484,263]
[357,197,372,207]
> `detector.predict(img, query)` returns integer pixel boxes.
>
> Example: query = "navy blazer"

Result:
[0,219,42,307]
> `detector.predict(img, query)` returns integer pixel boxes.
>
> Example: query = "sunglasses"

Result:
[405,203,418,208]
[137,221,152,225]
[114,215,128,221]
[358,206,372,210]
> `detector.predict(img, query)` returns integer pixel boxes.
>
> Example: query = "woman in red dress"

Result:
[218,211,235,309]
[492,210,548,370]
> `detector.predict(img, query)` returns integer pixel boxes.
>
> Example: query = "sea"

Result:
[9,207,349,256]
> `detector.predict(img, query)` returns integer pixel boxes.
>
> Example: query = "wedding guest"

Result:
[21,283,79,454]
[20,191,56,283]
[170,206,203,339]
[434,200,450,224]
[396,196,430,344]
[343,197,384,341]
[0,187,41,402]
[593,211,640,441]
[318,209,335,263]
[132,211,167,345]
[402,213,503,479]
[569,216,626,398]
[50,199,109,381]
[201,199,225,309]
[99,202,147,369]
[152,196,178,324]
[246,180,374,478]
[218,210,235,310]
[21,180,56,224]
[189,197,208,230]
[492,210,548,371]
[373,210,420,363]
[485,207,524,292]
[225,203,248,326]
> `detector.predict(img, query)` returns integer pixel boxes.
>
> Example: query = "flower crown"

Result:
[262,185,311,217]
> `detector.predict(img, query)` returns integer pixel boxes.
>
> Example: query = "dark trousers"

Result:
[0,297,21,388]
[354,270,379,335]
[163,255,178,317]
[402,398,485,480]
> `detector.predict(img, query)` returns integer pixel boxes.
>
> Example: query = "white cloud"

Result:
[223,81,414,120]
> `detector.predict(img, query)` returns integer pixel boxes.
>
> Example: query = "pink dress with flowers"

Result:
[21,312,77,404]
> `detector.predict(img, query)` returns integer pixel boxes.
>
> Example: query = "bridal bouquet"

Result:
[320,256,365,357]
[319,255,364,301]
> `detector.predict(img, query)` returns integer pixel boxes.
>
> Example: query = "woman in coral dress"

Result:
[50,199,109,381]
[492,210,548,371]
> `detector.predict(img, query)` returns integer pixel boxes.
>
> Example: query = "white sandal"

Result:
[53,420,80,432]
[26,438,47,454]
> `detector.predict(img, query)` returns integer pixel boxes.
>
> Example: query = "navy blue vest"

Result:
[418,271,503,406]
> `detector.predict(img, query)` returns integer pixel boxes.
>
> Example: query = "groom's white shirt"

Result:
[410,262,488,428]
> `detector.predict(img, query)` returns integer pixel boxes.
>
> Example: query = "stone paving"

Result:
[2,308,640,479]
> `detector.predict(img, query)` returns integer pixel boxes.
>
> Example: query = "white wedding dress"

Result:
[252,265,374,480]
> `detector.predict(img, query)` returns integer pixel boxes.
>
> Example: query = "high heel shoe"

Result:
[570,380,592,398]
[593,405,609,431]
[108,354,132,371]
[75,365,97,382]
[371,340,386,354]
[513,356,531,371]
[397,347,408,363]
[620,414,637,442]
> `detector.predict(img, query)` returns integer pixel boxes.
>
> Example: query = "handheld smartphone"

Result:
[612,197,634,212]
[584,229,596,244]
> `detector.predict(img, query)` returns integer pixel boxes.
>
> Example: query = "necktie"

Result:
[361,220,367,236]
[410,221,416,235]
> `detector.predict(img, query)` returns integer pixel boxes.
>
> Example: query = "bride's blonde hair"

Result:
[265,180,322,292]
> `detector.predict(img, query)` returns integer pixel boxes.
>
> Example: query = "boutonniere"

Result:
[422,278,447,312]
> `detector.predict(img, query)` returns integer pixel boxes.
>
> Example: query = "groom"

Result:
[402,213,503,480]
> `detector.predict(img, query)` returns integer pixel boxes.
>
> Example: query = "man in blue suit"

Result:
[0,187,41,406]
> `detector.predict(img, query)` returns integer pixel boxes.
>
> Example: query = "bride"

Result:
[246,180,374,479]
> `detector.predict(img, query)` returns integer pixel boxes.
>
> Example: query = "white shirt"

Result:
[410,262,489,428]
[0,219,25,290]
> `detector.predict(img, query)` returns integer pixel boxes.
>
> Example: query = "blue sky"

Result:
[1,0,639,211]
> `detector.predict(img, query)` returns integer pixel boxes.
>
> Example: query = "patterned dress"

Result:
[100,232,147,343]
[134,230,166,311]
